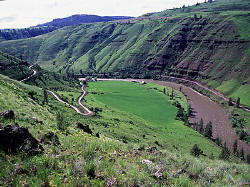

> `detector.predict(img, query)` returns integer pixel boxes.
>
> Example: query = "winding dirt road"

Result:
[20,65,37,82]
[48,86,94,116]
[20,66,94,116]
[91,78,250,156]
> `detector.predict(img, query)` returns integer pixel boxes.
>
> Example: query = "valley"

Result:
[0,0,250,186]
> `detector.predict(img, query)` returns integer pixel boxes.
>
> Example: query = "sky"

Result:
[0,0,204,29]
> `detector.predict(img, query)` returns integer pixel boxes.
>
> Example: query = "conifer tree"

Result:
[240,147,244,160]
[204,121,212,139]
[236,97,240,108]
[191,144,203,157]
[233,140,238,154]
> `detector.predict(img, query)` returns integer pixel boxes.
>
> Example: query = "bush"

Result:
[191,144,203,157]
[219,147,230,160]
[56,112,67,131]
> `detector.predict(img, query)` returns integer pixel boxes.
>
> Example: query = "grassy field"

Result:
[85,81,221,156]
[216,79,250,107]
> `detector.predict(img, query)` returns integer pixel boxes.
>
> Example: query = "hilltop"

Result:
[0,15,133,42]
[37,14,133,28]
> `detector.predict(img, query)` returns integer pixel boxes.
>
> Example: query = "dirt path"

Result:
[20,65,37,82]
[20,66,93,116]
[48,88,94,116]
[93,78,250,156]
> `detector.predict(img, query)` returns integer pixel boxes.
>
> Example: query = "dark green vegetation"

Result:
[0,75,249,186]
[0,0,249,107]
[0,51,33,80]
[0,15,132,42]
[0,27,56,42]
[37,14,133,28]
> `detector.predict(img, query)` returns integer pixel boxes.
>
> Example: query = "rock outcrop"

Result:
[0,124,43,155]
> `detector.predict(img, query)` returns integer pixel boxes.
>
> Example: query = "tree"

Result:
[43,88,48,104]
[219,147,230,160]
[198,118,204,134]
[215,137,222,146]
[204,121,213,139]
[233,140,238,154]
[228,97,233,106]
[194,14,198,21]
[191,144,203,157]
[170,88,174,100]
[236,97,240,108]
[247,154,250,164]
[240,147,244,160]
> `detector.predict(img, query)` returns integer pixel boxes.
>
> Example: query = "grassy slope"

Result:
[0,51,33,81]
[0,75,249,186]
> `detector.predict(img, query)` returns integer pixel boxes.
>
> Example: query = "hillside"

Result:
[0,51,33,80]
[0,0,249,107]
[0,27,57,42]
[0,74,250,186]
[0,15,133,42]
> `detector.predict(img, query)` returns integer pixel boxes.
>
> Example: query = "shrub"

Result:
[191,144,203,157]
[56,112,67,131]
[219,147,230,160]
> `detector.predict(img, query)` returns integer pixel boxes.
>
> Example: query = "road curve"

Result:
[48,86,94,117]
[92,78,250,156]
[20,65,37,82]
[20,65,94,116]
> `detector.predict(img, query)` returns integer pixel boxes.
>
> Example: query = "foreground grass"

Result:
[0,76,249,186]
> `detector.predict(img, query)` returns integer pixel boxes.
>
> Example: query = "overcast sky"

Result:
[0,0,204,29]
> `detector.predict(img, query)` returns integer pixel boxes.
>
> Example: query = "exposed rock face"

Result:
[76,123,93,135]
[1,110,15,120]
[0,124,43,155]
[41,132,60,145]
